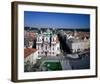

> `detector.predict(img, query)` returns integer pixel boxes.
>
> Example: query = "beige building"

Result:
[70,39,90,53]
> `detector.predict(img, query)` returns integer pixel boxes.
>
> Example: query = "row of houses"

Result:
[67,38,90,53]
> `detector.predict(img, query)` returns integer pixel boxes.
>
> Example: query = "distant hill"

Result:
[24,27,90,32]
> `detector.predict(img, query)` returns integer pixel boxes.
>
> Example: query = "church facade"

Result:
[36,29,60,57]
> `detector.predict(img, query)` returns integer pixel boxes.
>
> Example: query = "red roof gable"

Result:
[24,48,37,58]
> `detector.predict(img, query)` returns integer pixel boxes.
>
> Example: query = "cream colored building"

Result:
[70,39,90,53]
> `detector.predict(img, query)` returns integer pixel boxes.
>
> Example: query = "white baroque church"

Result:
[36,29,60,57]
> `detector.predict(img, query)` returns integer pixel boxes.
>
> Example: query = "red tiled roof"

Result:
[24,48,37,58]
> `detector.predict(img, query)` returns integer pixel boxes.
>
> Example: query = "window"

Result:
[53,47,54,50]
[49,52,51,54]
[46,37,48,41]
[46,45,47,50]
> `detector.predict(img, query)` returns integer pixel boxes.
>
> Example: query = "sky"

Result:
[24,11,90,29]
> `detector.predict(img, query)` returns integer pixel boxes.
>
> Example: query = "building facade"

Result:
[36,29,60,57]
[66,37,90,53]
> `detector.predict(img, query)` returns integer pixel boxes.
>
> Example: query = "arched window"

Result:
[46,37,48,41]
[53,47,54,50]
[38,52,40,54]
[46,45,47,50]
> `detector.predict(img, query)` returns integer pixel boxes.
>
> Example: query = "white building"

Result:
[36,29,60,57]
[68,39,90,53]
